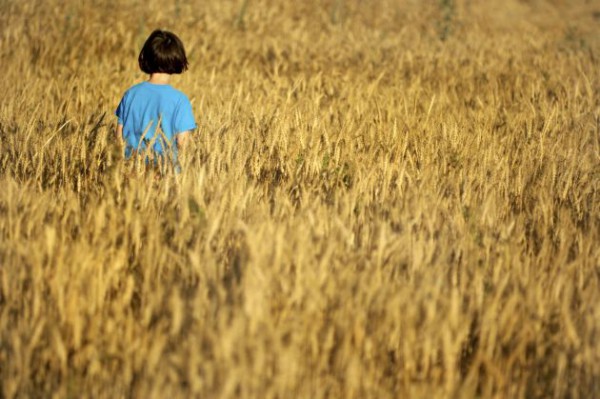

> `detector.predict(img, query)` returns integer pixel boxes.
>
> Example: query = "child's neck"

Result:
[148,73,171,85]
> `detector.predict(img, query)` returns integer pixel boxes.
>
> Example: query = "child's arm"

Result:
[116,124,125,147]
[176,131,191,166]
[175,131,191,149]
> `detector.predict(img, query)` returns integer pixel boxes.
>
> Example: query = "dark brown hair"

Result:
[138,30,188,74]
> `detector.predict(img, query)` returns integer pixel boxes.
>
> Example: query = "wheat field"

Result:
[0,0,599,398]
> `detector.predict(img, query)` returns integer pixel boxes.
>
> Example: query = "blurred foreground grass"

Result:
[0,0,599,398]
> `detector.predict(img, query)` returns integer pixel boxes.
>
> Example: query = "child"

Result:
[115,29,196,167]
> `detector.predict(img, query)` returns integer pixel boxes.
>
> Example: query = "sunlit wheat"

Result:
[0,0,598,398]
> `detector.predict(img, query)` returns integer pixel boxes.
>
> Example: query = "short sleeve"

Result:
[115,94,126,125]
[173,97,196,134]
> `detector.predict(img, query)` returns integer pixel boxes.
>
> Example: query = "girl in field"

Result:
[115,29,196,168]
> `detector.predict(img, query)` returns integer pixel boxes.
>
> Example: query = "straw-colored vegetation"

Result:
[0,0,599,398]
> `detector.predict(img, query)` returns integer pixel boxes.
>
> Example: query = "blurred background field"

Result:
[0,0,599,398]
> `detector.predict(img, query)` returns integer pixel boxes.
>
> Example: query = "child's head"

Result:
[138,30,188,75]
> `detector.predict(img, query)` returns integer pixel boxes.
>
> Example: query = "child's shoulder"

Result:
[120,82,146,101]
[165,86,192,107]
[131,82,188,96]
[168,85,190,99]
[124,81,149,94]
[121,82,190,106]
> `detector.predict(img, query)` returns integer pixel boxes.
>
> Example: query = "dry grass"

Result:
[0,0,599,398]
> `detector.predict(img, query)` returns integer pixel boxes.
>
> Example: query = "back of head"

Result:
[138,30,188,75]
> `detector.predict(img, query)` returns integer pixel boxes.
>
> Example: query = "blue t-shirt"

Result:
[115,81,196,159]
